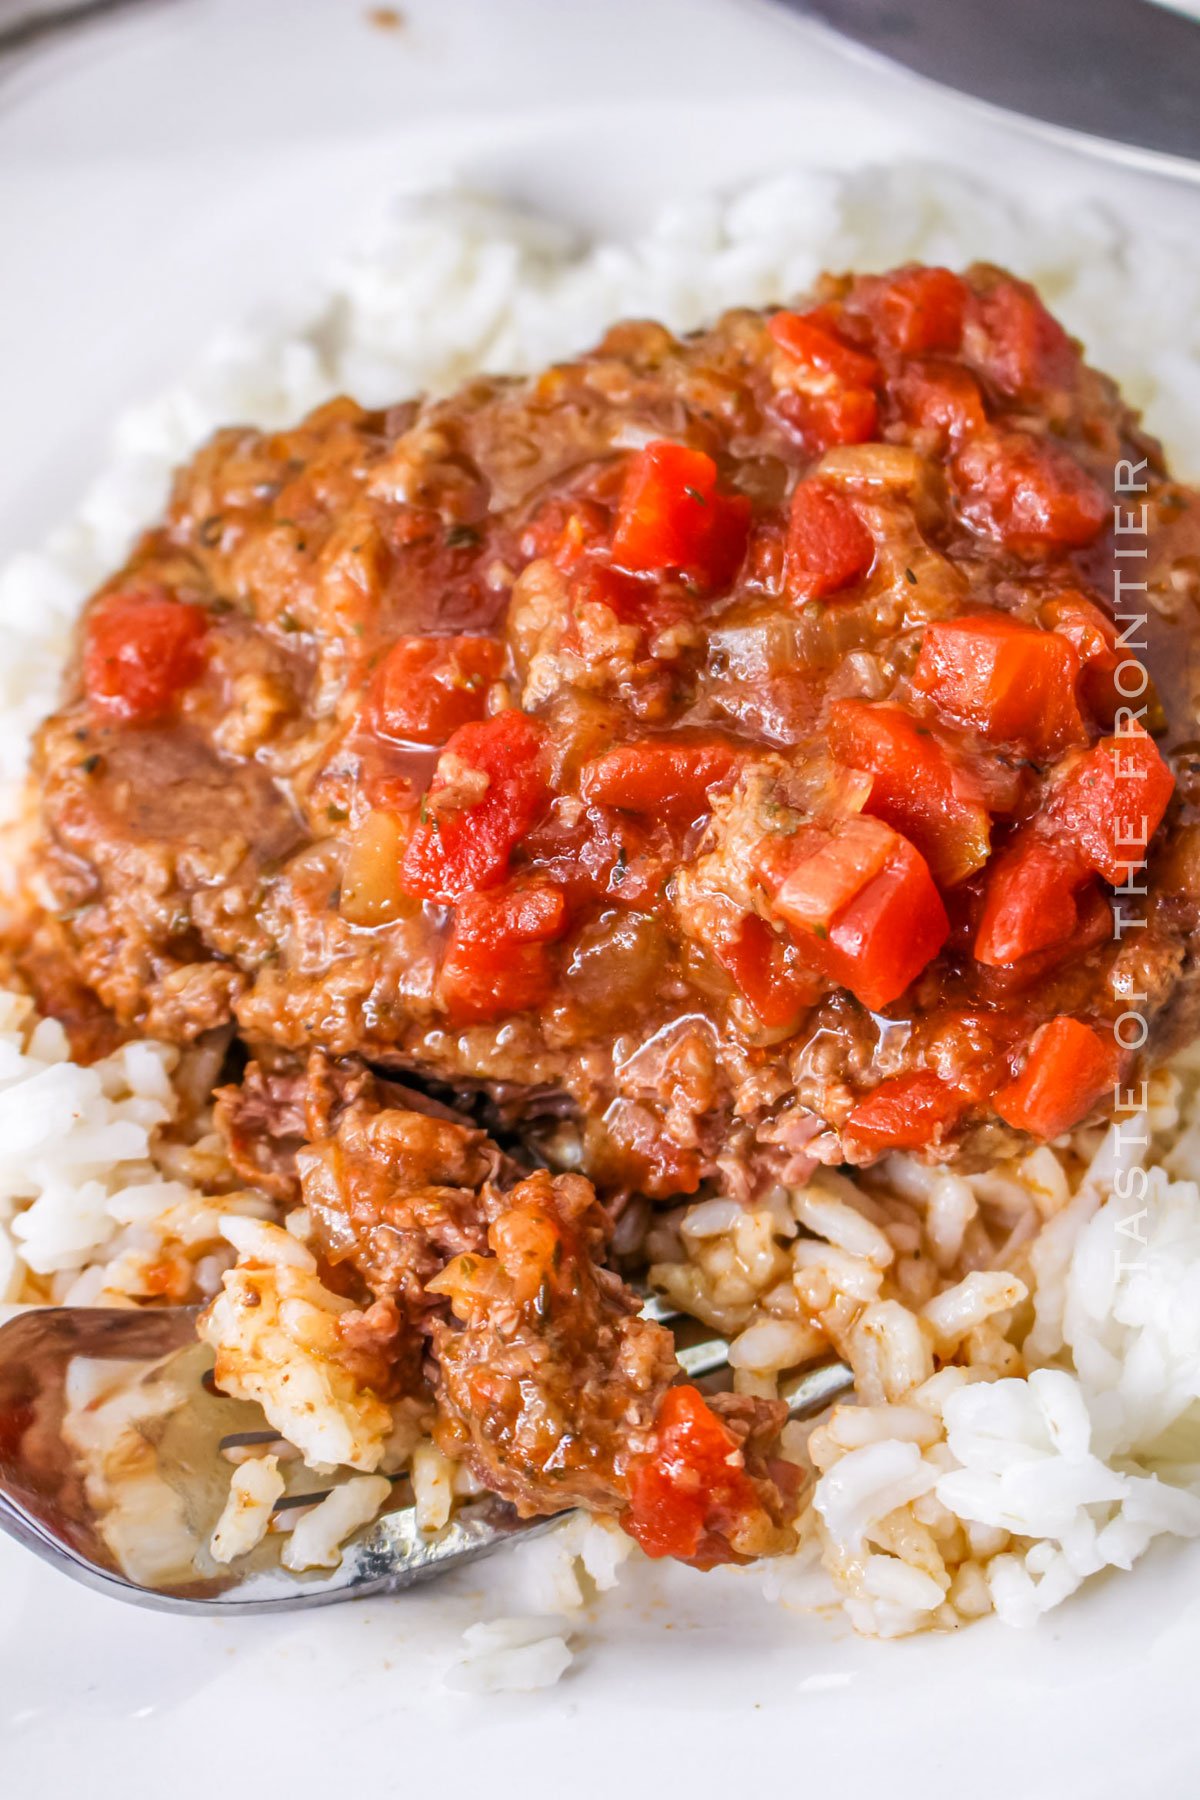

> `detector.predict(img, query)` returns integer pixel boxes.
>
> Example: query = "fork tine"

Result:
[637,1292,684,1325]
[781,1356,854,1416]
[218,1429,285,1450]
[674,1332,738,1379]
[271,1489,334,1514]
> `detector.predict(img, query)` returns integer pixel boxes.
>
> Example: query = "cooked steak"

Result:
[14,265,1200,1196]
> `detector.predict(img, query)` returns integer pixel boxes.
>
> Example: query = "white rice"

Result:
[281,1474,393,1572]
[0,990,251,1311]
[443,1616,575,1695]
[209,1453,285,1565]
[6,159,1200,1660]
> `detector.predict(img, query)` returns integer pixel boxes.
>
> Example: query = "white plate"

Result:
[3,3,1200,1792]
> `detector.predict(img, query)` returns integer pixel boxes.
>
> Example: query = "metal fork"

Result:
[0,1299,851,1613]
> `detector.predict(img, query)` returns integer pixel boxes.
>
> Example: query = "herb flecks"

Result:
[444,523,482,551]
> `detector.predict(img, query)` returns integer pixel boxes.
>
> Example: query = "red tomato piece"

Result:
[815,844,950,1011]
[760,815,949,1011]
[861,266,969,354]
[844,1070,969,1153]
[769,310,881,388]
[369,635,503,747]
[913,613,1086,757]
[568,558,669,632]
[567,555,698,680]
[623,1385,765,1568]
[761,814,893,934]
[439,880,568,1023]
[974,836,1088,966]
[1040,592,1126,726]
[710,911,818,1033]
[785,479,875,602]
[83,591,209,723]
[890,361,987,447]
[519,494,609,569]
[579,736,742,822]
[993,1016,1119,1139]
[1043,722,1175,885]
[611,442,750,592]
[953,430,1108,552]
[967,275,1076,398]
[398,710,551,902]
[780,387,880,454]
[975,879,1114,993]
[770,309,881,453]
[828,699,991,886]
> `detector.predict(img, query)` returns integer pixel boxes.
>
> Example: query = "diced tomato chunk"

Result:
[398,710,551,902]
[828,699,990,885]
[890,361,987,447]
[1041,591,1118,662]
[1043,722,1175,884]
[369,635,503,747]
[769,310,881,387]
[769,310,881,452]
[974,836,1088,966]
[844,1071,969,1153]
[816,844,950,1011]
[83,590,209,723]
[1040,592,1125,725]
[761,814,891,934]
[770,307,881,453]
[861,267,969,355]
[623,1385,767,1569]
[759,814,949,1011]
[974,722,1171,963]
[710,911,818,1032]
[611,441,750,592]
[953,430,1108,552]
[568,558,669,632]
[785,480,875,602]
[913,613,1085,757]
[993,1015,1119,1139]
[975,881,1114,994]
[782,387,880,454]
[519,494,609,569]
[439,880,568,1023]
[967,275,1076,398]
[579,736,741,822]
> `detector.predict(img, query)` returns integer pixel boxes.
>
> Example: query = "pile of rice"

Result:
[5,161,1200,1686]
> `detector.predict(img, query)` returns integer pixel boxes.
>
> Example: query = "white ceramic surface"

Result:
[3,3,1200,1793]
